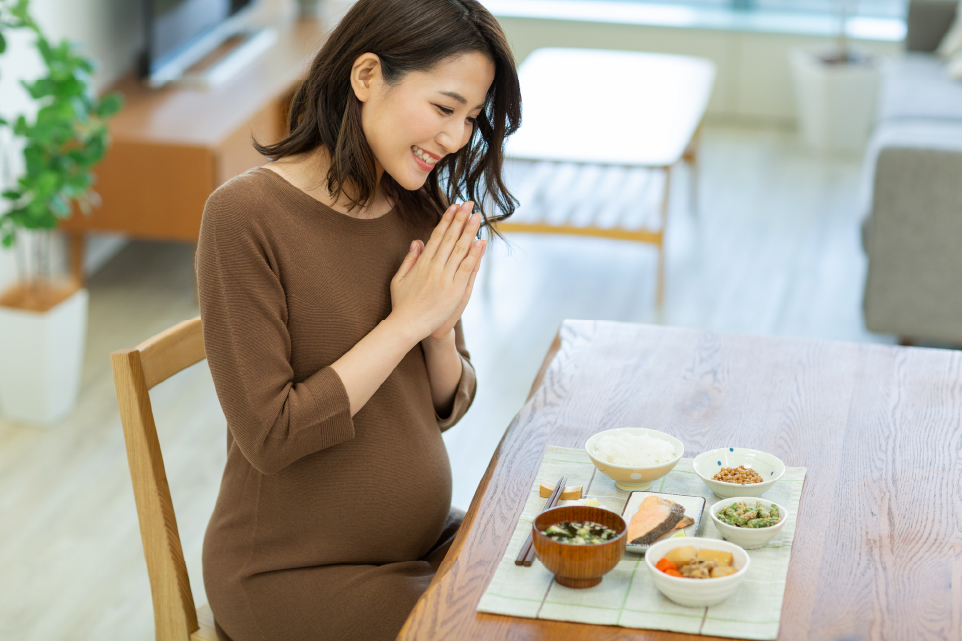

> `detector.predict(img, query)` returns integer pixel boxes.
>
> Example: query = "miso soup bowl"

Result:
[645,538,750,608]
[585,428,684,491]
[532,505,627,588]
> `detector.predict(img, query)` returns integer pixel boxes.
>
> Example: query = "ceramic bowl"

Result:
[645,538,750,608]
[709,497,788,550]
[692,447,785,498]
[585,428,684,491]
[532,505,627,588]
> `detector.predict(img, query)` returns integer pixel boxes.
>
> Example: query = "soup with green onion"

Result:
[541,521,619,545]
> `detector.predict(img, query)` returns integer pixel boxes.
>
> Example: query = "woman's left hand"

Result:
[407,234,487,342]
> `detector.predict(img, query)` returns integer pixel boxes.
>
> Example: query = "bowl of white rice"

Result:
[585,428,684,491]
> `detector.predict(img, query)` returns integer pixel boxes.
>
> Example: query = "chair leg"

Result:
[685,148,699,218]
[655,242,665,308]
[654,167,672,308]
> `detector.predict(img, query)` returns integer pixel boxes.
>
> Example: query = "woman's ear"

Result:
[351,53,382,103]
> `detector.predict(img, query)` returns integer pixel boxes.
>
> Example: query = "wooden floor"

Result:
[0,123,894,640]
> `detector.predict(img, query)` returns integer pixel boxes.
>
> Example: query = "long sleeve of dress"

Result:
[436,319,477,432]
[196,194,354,475]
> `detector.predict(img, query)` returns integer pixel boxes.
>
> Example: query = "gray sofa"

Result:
[862,0,962,344]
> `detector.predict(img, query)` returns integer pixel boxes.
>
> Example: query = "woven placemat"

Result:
[476,446,806,640]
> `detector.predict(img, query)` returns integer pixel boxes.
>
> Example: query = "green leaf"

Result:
[95,92,123,118]
[2,231,15,249]
[35,171,59,196]
[0,31,6,55]
[21,77,56,100]
[37,100,74,125]
[27,198,46,218]
[36,37,53,63]
[2,190,22,200]
[48,194,70,217]
[64,173,91,192]
[84,135,105,164]
[24,147,44,178]
[66,148,87,166]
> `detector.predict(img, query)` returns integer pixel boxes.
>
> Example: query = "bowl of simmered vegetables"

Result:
[532,505,627,588]
[709,497,788,550]
[645,538,751,607]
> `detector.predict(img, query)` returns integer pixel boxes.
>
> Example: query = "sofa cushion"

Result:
[877,53,962,122]
[858,118,962,253]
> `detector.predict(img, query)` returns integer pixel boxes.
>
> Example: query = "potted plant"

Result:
[788,0,885,154]
[0,0,122,425]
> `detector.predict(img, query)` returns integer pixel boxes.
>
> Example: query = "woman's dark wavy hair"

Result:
[254,0,522,232]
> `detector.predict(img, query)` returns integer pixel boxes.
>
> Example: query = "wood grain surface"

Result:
[397,320,962,641]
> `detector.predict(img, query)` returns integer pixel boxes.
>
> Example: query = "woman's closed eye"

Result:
[434,104,477,124]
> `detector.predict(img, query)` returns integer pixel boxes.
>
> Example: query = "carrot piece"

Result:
[664,569,683,577]
[655,558,677,573]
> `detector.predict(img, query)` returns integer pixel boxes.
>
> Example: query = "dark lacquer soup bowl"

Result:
[532,505,627,588]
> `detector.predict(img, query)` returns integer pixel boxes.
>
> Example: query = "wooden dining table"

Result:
[397,320,962,641]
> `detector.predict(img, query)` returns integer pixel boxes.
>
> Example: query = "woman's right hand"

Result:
[389,201,484,341]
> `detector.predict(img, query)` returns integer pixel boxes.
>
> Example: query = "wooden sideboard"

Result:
[61,8,325,281]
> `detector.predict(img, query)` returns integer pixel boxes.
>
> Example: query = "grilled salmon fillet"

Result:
[627,496,686,545]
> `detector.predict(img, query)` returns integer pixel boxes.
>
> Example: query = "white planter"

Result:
[789,47,884,154]
[0,288,88,426]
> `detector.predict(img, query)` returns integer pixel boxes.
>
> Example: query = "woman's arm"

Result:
[420,328,463,418]
[328,315,421,416]
[333,202,483,417]
[199,193,481,474]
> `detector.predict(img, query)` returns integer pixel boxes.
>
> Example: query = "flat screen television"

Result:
[141,0,260,87]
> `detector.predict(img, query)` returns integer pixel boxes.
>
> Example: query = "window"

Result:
[590,0,907,19]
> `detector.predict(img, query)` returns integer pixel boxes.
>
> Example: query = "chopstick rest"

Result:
[515,475,568,567]
[539,483,583,500]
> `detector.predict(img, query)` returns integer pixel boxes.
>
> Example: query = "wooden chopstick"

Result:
[515,475,568,566]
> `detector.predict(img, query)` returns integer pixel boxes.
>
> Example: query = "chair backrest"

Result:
[111,317,207,641]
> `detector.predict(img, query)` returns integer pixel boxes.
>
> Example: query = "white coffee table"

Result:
[498,48,716,305]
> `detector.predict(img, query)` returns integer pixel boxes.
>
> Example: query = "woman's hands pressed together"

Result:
[389,201,487,341]
[328,201,486,418]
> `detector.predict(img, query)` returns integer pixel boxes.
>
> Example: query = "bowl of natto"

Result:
[693,447,785,498]
[532,505,627,589]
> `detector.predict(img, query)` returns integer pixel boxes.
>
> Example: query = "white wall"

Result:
[0,0,143,293]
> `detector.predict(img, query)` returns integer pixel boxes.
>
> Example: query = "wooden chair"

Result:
[110,316,218,641]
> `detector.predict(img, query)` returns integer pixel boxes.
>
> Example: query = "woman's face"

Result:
[353,51,496,191]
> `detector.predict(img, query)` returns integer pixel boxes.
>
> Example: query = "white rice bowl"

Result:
[593,432,677,467]
[585,428,684,491]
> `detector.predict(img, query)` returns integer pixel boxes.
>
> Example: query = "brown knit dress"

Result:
[195,166,476,641]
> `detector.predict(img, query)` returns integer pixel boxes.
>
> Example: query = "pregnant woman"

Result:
[194,1,521,640]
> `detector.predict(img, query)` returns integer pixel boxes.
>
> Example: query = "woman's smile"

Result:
[412,145,440,171]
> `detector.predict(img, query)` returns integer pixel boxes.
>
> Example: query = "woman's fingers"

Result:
[443,209,482,278]
[433,202,473,266]
[454,237,485,286]
[392,240,422,284]
[460,240,486,302]
[421,204,460,261]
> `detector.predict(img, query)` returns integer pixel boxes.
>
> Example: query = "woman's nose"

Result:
[436,120,467,153]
